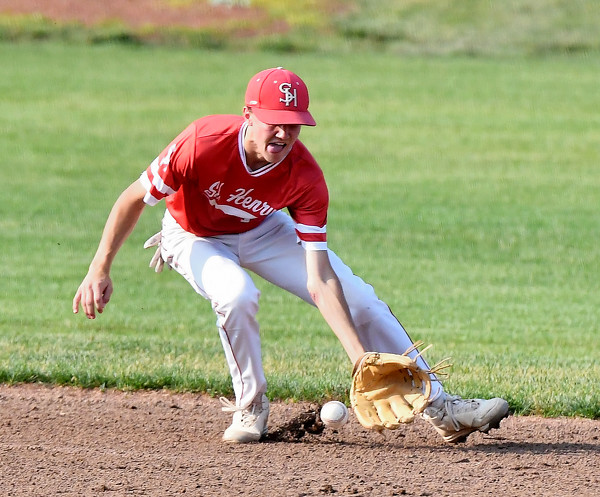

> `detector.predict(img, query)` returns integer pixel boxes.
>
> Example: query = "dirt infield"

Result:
[1,384,599,496]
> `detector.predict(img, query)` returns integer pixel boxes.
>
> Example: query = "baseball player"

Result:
[73,67,509,443]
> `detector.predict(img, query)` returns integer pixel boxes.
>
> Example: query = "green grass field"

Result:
[1,42,598,417]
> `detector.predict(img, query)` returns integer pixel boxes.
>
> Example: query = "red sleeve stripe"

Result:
[140,171,161,206]
[148,158,177,196]
[140,158,178,206]
[296,231,326,242]
[295,223,327,251]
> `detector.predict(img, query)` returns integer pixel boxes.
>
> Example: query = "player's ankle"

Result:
[428,390,447,409]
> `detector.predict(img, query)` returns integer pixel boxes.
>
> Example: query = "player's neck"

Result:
[243,126,271,171]
[244,150,270,171]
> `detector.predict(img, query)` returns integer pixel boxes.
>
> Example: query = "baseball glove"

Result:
[350,342,450,432]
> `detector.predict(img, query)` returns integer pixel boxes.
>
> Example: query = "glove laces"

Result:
[406,341,453,380]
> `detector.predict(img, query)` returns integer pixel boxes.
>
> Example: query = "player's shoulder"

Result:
[190,114,244,138]
[290,140,322,173]
[286,140,327,193]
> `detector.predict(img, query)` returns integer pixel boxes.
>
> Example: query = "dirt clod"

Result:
[265,405,325,442]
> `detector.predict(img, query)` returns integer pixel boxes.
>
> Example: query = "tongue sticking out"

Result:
[267,143,286,154]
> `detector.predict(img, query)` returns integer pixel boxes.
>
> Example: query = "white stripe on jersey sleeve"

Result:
[149,158,177,196]
[139,158,178,206]
[295,223,327,251]
[295,223,327,235]
[301,240,328,251]
[139,171,161,206]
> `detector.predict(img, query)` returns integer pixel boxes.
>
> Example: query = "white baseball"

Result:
[320,401,349,429]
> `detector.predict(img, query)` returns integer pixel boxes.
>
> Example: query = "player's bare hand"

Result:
[72,272,113,319]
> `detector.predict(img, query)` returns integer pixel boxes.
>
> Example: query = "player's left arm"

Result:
[305,249,365,364]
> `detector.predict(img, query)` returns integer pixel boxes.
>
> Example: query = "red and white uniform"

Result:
[141,115,328,250]
[140,116,441,408]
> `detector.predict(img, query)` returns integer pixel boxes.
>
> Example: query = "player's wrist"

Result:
[88,259,112,279]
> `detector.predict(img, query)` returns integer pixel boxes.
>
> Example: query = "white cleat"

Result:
[221,394,269,443]
[422,394,509,443]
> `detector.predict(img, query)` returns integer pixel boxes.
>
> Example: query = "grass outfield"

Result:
[1,42,598,417]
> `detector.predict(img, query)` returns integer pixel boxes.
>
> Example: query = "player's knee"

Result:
[229,283,260,314]
[212,273,260,316]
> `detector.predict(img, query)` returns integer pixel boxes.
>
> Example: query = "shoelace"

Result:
[220,397,263,428]
[220,397,244,413]
[442,395,480,432]
[219,397,262,416]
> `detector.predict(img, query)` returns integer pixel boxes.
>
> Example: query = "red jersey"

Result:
[140,115,329,250]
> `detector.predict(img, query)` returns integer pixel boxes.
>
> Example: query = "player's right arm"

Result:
[305,248,366,365]
[72,180,147,319]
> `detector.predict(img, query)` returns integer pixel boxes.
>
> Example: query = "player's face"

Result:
[244,108,301,169]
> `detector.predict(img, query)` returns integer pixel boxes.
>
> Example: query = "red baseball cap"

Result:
[245,67,316,126]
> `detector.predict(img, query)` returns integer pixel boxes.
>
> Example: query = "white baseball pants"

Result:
[160,209,443,408]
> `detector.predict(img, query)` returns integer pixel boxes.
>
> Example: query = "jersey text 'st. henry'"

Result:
[140,115,329,250]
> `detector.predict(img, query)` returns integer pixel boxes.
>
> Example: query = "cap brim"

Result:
[252,107,316,127]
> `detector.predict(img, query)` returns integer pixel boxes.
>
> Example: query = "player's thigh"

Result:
[169,236,255,304]
[193,241,257,304]
[160,211,257,303]
[242,213,313,302]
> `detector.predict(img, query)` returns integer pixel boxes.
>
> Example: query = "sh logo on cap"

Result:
[278,83,297,107]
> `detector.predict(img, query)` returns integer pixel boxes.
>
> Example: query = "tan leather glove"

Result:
[350,343,450,432]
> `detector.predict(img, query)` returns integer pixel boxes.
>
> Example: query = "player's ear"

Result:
[243,106,252,121]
